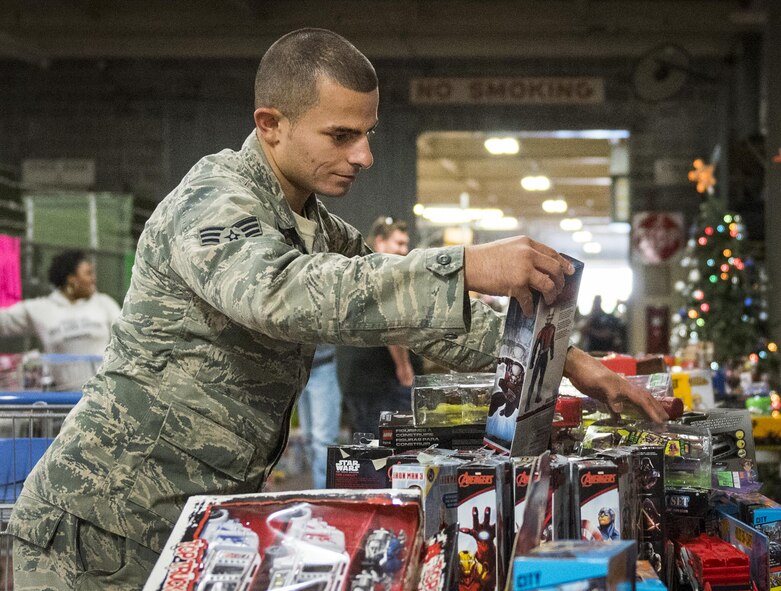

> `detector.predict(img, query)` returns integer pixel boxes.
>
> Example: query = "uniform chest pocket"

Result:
[127,402,256,525]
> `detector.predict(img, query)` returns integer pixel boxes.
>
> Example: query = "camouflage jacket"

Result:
[9,131,502,553]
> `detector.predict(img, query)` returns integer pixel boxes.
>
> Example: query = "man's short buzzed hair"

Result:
[255,28,378,122]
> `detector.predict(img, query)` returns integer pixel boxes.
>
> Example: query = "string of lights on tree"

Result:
[671,157,777,374]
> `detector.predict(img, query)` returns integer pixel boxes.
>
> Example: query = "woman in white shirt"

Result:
[0,250,121,390]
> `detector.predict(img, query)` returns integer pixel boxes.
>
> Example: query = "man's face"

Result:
[264,76,378,204]
[374,230,409,255]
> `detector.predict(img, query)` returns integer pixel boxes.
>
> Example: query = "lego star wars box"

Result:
[326,444,397,489]
[456,457,512,591]
[144,489,423,591]
[512,540,637,591]
[378,412,486,452]
[571,459,622,542]
[484,255,584,456]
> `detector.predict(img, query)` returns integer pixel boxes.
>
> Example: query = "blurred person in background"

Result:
[296,343,341,488]
[0,249,120,390]
[581,295,625,354]
[338,216,423,436]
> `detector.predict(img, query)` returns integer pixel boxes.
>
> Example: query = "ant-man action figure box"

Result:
[144,489,423,591]
[484,255,583,457]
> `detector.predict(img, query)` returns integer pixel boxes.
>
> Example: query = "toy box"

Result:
[391,462,460,539]
[677,534,752,591]
[326,444,397,489]
[665,487,711,542]
[378,412,486,452]
[632,445,667,581]
[144,489,423,591]
[512,457,537,533]
[484,255,583,456]
[456,457,512,591]
[681,409,757,491]
[512,540,636,591]
[412,373,493,427]
[718,511,773,591]
[570,459,622,542]
[594,447,638,542]
[418,523,460,591]
[727,492,781,589]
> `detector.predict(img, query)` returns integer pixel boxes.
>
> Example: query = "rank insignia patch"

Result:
[199,216,262,246]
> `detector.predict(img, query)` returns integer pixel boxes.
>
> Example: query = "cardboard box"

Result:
[457,457,512,591]
[144,489,423,591]
[391,462,460,539]
[594,447,638,541]
[718,511,774,591]
[378,412,485,452]
[325,444,396,489]
[632,445,667,581]
[484,255,583,456]
[512,540,636,591]
[570,459,621,542]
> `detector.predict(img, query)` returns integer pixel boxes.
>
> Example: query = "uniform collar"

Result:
[241,130,327,253]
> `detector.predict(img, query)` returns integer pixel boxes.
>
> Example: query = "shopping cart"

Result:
[0,354,97,590]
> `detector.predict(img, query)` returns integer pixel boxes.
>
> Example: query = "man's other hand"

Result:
[563,346,668,423]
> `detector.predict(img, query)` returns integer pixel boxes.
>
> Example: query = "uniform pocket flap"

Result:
[425,247,463,278]
[160,402,255,481]
[6,493,66,549]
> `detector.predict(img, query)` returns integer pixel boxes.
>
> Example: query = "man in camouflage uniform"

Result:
[9,28,666,589]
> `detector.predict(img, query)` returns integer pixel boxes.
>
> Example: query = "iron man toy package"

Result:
[143,489,423,591]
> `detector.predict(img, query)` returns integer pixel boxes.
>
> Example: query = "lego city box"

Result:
[326,444,397,489]
[144,489,423,591]
[484,255,584,456]
[718,511,774,591]
[512,540,637,591]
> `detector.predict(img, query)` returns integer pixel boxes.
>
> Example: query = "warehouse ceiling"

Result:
[0,0,766,64]
[0,0,766,261]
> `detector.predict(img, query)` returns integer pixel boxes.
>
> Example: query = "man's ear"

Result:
[254,107,284,144]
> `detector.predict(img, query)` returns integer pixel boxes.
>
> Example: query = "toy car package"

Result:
[412,373,494,427]
[483,255,583,456]
[144,489,423,591]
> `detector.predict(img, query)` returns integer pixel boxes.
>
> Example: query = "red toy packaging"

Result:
[144,489,423,591]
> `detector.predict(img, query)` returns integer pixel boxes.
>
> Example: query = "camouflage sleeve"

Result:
[317,203,372,258]
[169,199,498,368]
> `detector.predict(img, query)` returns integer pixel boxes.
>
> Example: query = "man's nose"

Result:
[349,137,373,169]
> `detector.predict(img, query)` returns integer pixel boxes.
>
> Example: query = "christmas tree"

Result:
[671,191,776,370]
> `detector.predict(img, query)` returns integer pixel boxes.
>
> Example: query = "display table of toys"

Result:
[144,261,780,591]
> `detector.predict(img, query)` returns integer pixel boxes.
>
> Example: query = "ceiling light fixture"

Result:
[417,206,504,225]
[475,217,520,231]
[583,242,603,254]
[484,137,520,155]
[572,230,593,243]
[521,175,551,191]
[560,218,583,231]
[541,198,567,214]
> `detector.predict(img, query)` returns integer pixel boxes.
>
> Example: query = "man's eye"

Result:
[331,133,350,143]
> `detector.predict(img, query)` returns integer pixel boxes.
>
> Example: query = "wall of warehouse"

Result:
[0,53,742,352]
